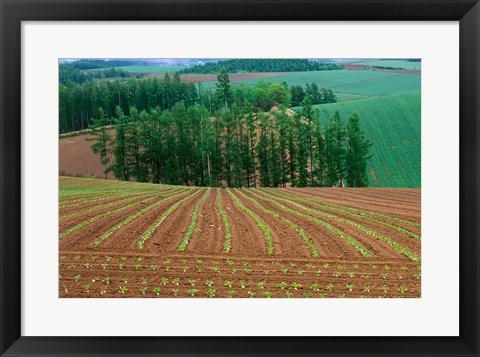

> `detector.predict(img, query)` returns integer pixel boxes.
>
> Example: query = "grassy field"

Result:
[350,60,421,70]
[200,69,420,98]
[293,92,421,188]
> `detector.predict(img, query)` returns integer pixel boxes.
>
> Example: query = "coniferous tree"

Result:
[345,111,371,187]
[216,68,233,109]
[87,108,112,179]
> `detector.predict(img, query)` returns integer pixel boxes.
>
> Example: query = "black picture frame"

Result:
[1,0,479,356]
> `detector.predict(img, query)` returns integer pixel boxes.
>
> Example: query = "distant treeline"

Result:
[59,64,131,85]
[59,69,336,133]
[89,102,370,188]
[180,59,343,74]
[63,59,147,70]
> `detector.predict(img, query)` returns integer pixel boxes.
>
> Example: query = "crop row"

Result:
[226,188,274,254]
[265,188,420,229]
[92,188,197,248]
[233,189,319,257]
[253,189,419,261]
[217,188,232,253]
[246,189,372,257]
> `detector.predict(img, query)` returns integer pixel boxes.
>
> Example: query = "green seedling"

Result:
[118,286,128,294]
[172,278,180,286]
[153,287,161,296]
[206,289,216,298]
[83,284,91,293]
[303,292,312,298]
[247,291,256,298]
[188,279,197,286]
[224,281,233,288]
[238,280,247,288]
[205,280,214,287]
[138,287,148,295]
[291,282,302,290]
[285,291,293,298]
[263,291,272,298]
[346,284,355,292]
[227,290,237,298]
[102,277,110,285]
[398,285,408,293]
[326,283,335,292]
[257,281,266,289]
[160,277,169,285]
[187,289,199,297]
[310,283,320,291]
[74,274,82,282]
[150,265,159,271]
[277,282,288,290]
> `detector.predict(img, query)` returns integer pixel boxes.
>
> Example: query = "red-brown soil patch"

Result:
[155,72,297,84]
[59,131,115,179]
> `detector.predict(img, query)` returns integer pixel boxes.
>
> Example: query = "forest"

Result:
[59,69,337,133]
[179,59,343,74]
[86,69,370,188]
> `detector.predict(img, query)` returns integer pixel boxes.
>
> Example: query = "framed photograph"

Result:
[1,0,479,356]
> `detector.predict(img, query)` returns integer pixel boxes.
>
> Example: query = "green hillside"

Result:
[293,92,421,188]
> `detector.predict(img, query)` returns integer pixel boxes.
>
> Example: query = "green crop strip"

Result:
[217,189,232,253]
[177,189,211,251]
[247,189,371,257]
[256,190,419,261]
[92,189,194,248]
[265,189,420,239]
[59,195,161,239]
[234,189,319,257]
[60,194,116,209]
[226,188,274,255]
[136,189,203,250]
[60,193,156,220]
[268,188,420,228]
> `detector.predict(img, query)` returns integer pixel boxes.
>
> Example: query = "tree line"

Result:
[60,68,336,133]
[88,69,370,188]
[180,59,343,74]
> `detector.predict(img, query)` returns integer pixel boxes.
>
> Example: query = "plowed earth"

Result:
[59,177,421,298]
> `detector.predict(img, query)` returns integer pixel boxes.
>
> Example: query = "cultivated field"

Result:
[293,92,421,187]
[200,69,421,98]
[59,177,421,298]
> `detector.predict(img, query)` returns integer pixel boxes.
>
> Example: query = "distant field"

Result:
[199,69,420,98]
[293,92,421,188]
[91,65,181,74]
[351,60,421,70]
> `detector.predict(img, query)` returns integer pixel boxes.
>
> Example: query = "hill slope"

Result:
[294,92,421,188]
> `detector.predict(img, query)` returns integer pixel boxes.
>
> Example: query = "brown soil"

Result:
[59,178,421,298]
[59,132,115,179]
[154,72,297,84]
